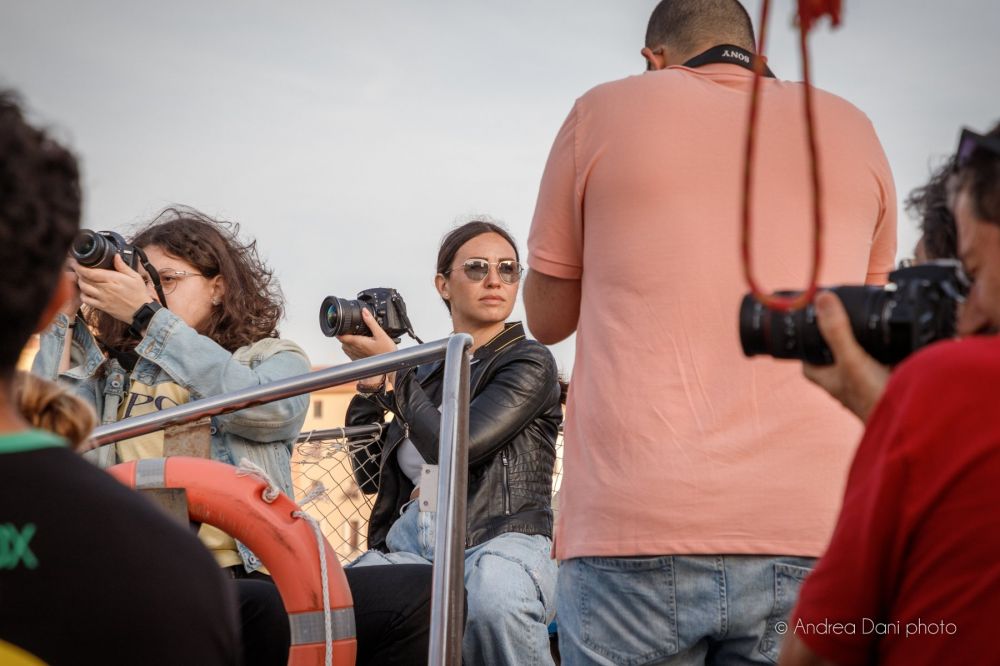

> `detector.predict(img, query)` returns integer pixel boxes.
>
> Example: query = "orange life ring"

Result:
[108,457,356,666]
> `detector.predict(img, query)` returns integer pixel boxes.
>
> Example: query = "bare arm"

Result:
[778,633,838,666]
[523,269,581,345]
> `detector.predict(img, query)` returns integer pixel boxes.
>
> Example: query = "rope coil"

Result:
[235,459,282,503]
[296,424,383,462]
[237,458,334,666]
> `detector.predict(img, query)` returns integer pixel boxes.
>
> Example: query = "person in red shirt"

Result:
[781,122,1000,665]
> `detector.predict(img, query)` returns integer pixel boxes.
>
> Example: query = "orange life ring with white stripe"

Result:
[108,457,356,666]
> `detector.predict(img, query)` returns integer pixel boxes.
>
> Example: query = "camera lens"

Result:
[740,286,899,365]
[739,292,832,364]
[71,230,118,269]
[740,264,965,367]
[319,296,370,337]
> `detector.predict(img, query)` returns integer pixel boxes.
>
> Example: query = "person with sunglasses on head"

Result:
[781,121,1000,666]
[340,219,563,666]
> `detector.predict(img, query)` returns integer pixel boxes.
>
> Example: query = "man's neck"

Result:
[668,41,755,67]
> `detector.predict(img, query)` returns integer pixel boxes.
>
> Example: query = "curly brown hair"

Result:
[91,207,284,352]
[904,156,957,261]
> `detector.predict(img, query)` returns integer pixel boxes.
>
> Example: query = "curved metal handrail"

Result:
[91,334,473,666]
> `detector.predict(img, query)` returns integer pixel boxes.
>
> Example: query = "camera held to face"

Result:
[739,261,969,365]
[71,230,139,270]
[319,288,417,343]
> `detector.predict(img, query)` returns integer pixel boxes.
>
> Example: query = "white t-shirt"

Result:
[396,438,426,487]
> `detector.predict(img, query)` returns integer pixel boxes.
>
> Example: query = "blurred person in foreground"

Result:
[0,90,241,665]
[781,121,1000,665]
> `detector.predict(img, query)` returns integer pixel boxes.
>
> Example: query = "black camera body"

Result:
[71,230,139,270]
[739,261,968,365]
[319,288,416,343]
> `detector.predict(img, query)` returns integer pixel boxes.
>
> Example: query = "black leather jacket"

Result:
[346,322,562,551]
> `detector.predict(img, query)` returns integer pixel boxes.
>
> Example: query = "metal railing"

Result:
[91,334,474,666]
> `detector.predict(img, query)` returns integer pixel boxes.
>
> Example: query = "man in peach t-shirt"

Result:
[524,1,896,663]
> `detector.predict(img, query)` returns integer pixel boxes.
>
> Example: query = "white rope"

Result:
[293,506,333,666]
[298,480,328,506]
[235,458,281,503]
[295,423,384,461]
[233,461,334,665]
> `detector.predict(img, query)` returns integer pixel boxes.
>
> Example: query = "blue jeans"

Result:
[350,500,557,666]
[557,554,815,666]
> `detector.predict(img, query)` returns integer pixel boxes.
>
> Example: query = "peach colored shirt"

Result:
[529,64,896,560]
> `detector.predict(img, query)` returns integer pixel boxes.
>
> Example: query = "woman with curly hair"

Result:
[32,206,436,666]
[32,206,310,578]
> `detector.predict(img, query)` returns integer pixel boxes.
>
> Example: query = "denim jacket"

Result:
[33,308,311,572]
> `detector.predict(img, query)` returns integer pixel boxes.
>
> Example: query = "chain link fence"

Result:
[292,426,565,565]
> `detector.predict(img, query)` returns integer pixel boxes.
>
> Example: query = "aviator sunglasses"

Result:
[442,258,523,284]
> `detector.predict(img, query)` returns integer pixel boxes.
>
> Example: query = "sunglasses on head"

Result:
[443,258,523,284]
[955,128,1000,170]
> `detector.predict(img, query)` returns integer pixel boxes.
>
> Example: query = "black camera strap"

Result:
[391,293,423,344]
[682,44,775,78]
[133,246,169,310]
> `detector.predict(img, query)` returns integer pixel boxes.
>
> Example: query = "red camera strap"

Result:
[740,0,841,312]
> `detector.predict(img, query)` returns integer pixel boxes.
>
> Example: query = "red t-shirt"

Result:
[791,335,1000,665]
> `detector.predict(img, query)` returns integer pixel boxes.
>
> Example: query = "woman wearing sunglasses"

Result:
[341,219,563,666]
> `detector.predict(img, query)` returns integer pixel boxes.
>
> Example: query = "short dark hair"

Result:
[955,121,1000,225]
[91,207,284,353]
[646,0,757,53]
[0,91,81,377]
[436,219,519,313]
[905,156,958,261]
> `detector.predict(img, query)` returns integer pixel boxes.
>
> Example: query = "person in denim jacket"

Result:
[33,207,442,666]
[32,206,310,576]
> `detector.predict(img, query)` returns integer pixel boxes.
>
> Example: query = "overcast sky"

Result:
[2,0,997,372]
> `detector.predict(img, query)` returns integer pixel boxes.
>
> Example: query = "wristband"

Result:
[356,377,386,397]
[128,302,163,339]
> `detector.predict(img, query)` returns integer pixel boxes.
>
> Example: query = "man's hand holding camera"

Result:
[802,292,891,423]
[75,254,153,323]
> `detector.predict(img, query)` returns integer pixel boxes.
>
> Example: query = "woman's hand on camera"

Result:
[339,309,398,390]
[75,254,152,323]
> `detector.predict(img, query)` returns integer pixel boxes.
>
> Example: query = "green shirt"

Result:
[0,429,66,455]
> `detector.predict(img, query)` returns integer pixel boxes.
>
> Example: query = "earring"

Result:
[211,297,221,306]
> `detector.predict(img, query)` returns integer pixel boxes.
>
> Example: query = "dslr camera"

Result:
[319,288,417,343]
[71,230,139,270]
[739,261,968,365]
